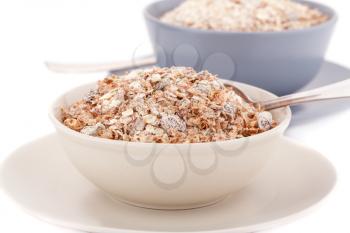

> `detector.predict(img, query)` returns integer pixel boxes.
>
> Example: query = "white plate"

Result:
[0,134,336,233]
[289,61,350,127]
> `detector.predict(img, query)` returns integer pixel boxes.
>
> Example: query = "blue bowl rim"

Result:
[144,0,338,35]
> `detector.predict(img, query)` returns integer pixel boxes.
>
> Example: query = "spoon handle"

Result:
[261,79,350,110]
[45,55,157,73]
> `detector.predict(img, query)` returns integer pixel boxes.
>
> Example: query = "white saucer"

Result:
[0,134,336,233]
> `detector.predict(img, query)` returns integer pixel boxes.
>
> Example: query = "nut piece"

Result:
[150,73,162,83]
[143,114,158,125]
[83,90,98,103]
[223,103,236,116]
[134,118,145,131]
[258,111,273,130]
[161,114,187,132]
[63,118,84,131]
[122,109,134,117]
[81,123,105,136]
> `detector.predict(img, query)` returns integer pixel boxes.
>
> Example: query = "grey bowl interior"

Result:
[144,0,337,95]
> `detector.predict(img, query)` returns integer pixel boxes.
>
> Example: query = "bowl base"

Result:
[106,194,230,210]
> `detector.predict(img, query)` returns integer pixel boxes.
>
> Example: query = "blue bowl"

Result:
[144,0,337,95]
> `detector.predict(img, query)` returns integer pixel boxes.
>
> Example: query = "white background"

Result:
[0,0,349,232]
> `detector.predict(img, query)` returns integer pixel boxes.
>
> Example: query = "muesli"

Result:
[161,0,328,32]
[61,67,277,143]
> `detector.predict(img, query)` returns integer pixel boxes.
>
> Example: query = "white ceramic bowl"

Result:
[49,80,291,210]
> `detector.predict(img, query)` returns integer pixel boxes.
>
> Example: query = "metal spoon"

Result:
[45,55,156,73]
[230,79,350,111]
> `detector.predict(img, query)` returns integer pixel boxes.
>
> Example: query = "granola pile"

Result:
[61,67,276,143]
[160,0,328,32]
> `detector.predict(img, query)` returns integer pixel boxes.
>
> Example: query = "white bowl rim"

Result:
[49,80,292,147]
[143,0,338,36]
